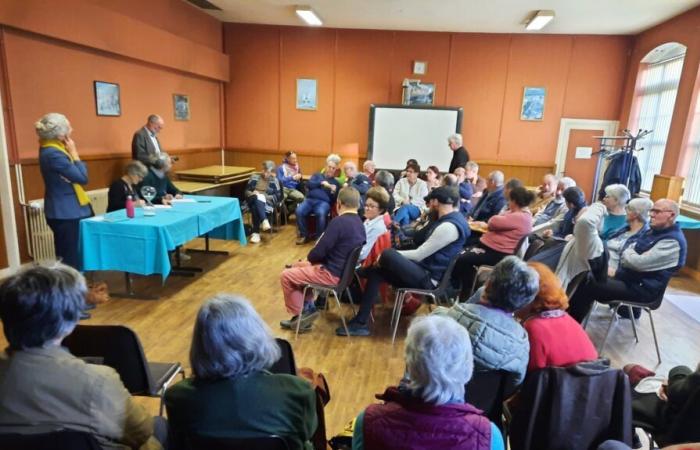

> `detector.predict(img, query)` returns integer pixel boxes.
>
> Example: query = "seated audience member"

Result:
[453,166,474,217]
[363,160,376,183]
[295,161,342,244]
[280,187,366,331]
[323,153,345,185]
[374,170,396,213]
[516,262,598,371]
[0,263,165,449]
[533,176,576,229]
[567,199,687,322]
[425,165,441,191]
[629,362,700,447]
[107,160,148,212]
[470,170,506,222]
[352,315,504,450]
[139,152,182,205]
[165,295,317,449]
[442,173,458,187]
[531,173,558,216]
[343,161,371,202]
[399,158,419,179]
[277,151,304,214]
[393,162,429,226]
[245,160,282,244]
[448,133,470,174]
[607,198,653,275]
[541,186,587,239]
[341,187,468,336]
[499,178,525,214]
[464,161,481,187]
[435,256,537,392]
[360,187,390,262]
[394,193,441,251]
[600,184,631,240]
[454,187,534,295]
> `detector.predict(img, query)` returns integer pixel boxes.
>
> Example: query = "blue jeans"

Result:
[246,196,268,232]
[394,204,421,226]
[296,198,330,238]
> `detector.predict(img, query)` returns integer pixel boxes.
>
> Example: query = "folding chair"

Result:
[269,338,297,375]
[296,246,364,339]
[390,251,463,344]
[63,324,185,415]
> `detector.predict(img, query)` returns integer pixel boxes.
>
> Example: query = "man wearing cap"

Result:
[337,186,470,336]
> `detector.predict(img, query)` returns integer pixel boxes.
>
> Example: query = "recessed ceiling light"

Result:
[526,10,555,31]
[295,6,323,26]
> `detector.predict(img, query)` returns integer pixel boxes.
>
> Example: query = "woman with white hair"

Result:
[36,113,91,271]
[107,160,149,212]
[245,160,282,243]
[601,184,631,240]
[165,295,317,449]
[352,315,504,450]
[606,197,653,276]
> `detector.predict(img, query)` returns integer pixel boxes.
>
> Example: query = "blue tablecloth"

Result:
[678,214,700,230]
[80,195,246,278]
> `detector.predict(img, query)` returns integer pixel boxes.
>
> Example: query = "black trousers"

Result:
[46,218,82,270]
[355,249,434,323]
[452,243,510,298]
[567,278,654,322]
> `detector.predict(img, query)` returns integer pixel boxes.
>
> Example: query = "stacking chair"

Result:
[269,338,297,375]
[0,430,102,450]
[466,370,513,430]
[187,435,290,450]
[583,291,665,364]
[390,251,463,344]
[297,246,364,339]
[62,324,185,415]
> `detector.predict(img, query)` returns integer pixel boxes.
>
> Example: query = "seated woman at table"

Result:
[139,152,182,205]
[245,160,282,244]
[107,160,148,213]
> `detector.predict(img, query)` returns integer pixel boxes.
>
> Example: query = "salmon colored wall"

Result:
[619,6,700,177]
[3,30,222,161]
[224,24,632,168]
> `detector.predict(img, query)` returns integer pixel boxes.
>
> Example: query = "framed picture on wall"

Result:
[173,94,190,121]
[404,80,435,106]
[296,79,317,110]
[93,81,121,116]
[520,86,546,121]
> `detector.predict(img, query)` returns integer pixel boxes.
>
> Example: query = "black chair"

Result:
[62,324,185,415]
[297,246,363,339]
[466,370,513,430]
[0,430,102,450]
[269,338,297,375]
[468,234,530,296]
[390,251,464,344]
[187,435,290,450]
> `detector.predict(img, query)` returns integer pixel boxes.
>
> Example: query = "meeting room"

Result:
[1,1,700,449]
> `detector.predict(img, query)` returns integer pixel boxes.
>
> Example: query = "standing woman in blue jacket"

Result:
[35,113,92,270]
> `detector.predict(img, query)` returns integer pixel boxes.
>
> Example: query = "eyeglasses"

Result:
[364,203,379,210]
[650,208,675,215]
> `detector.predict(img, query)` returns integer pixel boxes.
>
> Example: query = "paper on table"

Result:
[171,198,196,203]
[256,193,266,203]
[154,204,172,209]
[89,215,105,221]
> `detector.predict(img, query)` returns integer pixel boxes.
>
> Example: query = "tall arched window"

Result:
[630,42,686,191]
[682,93,700,205]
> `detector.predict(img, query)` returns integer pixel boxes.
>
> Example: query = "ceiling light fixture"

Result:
[526,10,555,31]
[295,6,323,26]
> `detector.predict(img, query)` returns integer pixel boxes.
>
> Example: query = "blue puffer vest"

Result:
[615,223,687,299]
[419,211,469,281]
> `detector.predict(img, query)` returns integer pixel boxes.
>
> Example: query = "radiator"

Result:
[24,188,110,262]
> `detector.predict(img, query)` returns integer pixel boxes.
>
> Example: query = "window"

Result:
[632,55,685,191]
[682,94,700,206]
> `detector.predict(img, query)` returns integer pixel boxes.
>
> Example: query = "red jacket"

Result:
[523,312,598,371]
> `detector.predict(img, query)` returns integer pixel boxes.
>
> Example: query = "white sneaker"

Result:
[261,219,271,231]
[250,233,261,243]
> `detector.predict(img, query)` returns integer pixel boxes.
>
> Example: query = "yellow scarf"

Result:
[40,139,90,206]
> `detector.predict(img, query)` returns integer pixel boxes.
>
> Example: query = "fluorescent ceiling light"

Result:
[526,10,555,31]
[296,6,322,26]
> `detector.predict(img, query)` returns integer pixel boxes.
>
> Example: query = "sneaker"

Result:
[336,321,370,336]
[179,250,191,261]
[280,316,313,331]
[250,233,261,243]
[261,219,271,231]
[296,236,309,245]
[300,305,320,327]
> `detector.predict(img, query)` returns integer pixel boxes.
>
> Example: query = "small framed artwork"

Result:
[296,78,317,110]
[405,80,435,106]
[520,86,546,121]
[413,60,427,75]
[93,81,121,117]
[173,94,190,121]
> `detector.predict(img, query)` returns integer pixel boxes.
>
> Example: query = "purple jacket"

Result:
[361,387,492,450]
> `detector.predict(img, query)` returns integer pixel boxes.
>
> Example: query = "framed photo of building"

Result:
[173,94,190,121]
[402,80,435,106]
[296,79,317,110]
[520,86,546,121]
[94,81,121,117]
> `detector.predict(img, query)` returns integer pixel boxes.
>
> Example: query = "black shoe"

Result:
[79,311,91,320]
[336,321,370,336]
[314,295,327,309]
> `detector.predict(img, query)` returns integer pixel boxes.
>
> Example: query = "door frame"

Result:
[0,89,21,275]
[554,118,620,177]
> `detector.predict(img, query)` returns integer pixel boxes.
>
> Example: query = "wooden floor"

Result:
[4,223,700,437]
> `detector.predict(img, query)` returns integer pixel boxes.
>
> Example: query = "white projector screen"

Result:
[368,105,463,171]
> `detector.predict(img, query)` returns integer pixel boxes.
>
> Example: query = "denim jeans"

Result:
[296,198,331,238]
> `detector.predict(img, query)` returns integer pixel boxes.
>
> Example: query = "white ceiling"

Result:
[199,0,700,35]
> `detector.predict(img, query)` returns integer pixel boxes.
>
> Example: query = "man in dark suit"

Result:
[470,170,506,222]
[447,133,470,174]
[131,114,165,166]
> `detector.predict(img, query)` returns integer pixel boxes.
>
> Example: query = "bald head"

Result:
[343,161,357,178]
[649,198,679,230]
[146,114,164,134]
